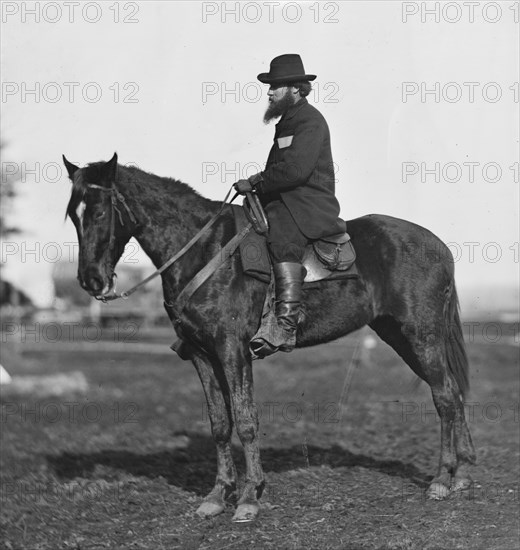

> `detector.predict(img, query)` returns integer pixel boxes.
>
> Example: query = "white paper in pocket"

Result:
[277,135,293,148]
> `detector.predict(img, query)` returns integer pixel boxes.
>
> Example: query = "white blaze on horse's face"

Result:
[75,201,86,236]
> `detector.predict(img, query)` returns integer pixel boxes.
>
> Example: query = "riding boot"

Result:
[273,262,306,352]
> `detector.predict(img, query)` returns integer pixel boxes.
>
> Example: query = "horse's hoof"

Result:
[232,503,259,523]
[196,500,225,518]
[427,482,450,500]
[451,477,472,492]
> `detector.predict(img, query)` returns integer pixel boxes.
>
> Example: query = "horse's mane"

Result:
[65,162,206,220]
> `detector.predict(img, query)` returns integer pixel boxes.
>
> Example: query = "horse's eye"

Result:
[94,211,106,220]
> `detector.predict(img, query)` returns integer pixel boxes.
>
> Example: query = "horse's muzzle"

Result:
[80,266,115,298]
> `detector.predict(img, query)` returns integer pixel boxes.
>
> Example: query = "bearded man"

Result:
[234,54,345,355]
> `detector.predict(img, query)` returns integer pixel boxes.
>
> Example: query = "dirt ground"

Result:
[1,322,518,549]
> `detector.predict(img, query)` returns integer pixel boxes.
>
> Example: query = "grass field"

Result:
[1,322,518,549]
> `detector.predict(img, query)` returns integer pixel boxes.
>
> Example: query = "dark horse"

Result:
[63,153,476,522]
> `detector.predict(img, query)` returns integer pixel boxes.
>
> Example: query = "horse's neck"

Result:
[128,179,222,269]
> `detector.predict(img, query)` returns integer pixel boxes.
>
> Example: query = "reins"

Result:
[89,183,239,302]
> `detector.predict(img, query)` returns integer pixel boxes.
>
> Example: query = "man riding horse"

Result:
[234,54,346,354]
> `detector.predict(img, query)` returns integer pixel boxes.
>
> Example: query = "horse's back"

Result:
[347,213,455,276]
[348,213,451,251]
[344,214,456,318]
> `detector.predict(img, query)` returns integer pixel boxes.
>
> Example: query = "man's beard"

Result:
[263,89,295,124]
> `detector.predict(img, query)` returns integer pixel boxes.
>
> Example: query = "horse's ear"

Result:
[62,155,79,179]
[104,152,118,181]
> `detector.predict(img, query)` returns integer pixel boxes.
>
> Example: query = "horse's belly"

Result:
[296,278,373,348]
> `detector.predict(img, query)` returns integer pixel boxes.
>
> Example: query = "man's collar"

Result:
[278,96,308,124]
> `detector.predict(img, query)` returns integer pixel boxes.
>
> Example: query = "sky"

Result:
[1,1,519,315]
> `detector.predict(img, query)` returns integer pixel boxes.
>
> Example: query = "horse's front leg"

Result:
[220,344,265,522]
[191,352,237,517]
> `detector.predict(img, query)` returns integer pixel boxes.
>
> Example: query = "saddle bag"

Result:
[313,233,356,271]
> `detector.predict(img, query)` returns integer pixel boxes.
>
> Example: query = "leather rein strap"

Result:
[173,222,251,315]
[89,184,240,305]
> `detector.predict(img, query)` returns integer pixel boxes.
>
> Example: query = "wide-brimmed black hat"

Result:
[257,54,316,85]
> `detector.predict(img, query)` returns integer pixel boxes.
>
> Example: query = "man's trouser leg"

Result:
[250,199,307,357]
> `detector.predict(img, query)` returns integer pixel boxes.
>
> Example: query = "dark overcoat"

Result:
[257,97,345,240]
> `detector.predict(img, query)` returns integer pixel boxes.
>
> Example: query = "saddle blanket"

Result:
[231,204,359,284]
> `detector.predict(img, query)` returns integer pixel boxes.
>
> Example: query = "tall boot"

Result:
[273,262,306,352]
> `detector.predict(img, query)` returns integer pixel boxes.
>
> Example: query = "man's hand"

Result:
[248,172,264,190]
[233,179,253,195]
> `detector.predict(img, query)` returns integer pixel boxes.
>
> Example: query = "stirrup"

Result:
[250,310,297,359]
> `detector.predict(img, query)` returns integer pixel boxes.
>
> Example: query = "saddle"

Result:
[234,194,358,284]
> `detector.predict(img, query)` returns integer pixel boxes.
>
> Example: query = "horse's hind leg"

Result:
[449,390,475,492]
[438,309,476,493]
[191,352,237,517]
[426,370,475,499]
[370,311,476,498]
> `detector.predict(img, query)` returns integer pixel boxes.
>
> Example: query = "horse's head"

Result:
[63,153,139,300]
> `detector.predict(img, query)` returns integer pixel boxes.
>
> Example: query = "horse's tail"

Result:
[443,279,469,397]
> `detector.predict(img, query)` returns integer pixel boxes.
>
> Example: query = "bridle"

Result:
[84,182,238,302]
[87,183,138,252]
